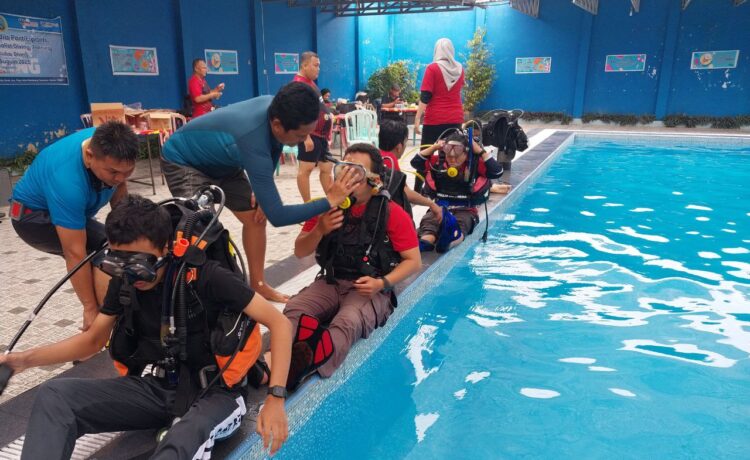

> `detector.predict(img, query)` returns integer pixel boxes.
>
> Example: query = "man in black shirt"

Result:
[380,84,403,109]
[0,195,293,458]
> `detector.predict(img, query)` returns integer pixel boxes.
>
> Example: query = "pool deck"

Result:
[1,123,749,458]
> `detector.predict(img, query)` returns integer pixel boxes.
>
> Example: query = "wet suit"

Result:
[162,96,331,226]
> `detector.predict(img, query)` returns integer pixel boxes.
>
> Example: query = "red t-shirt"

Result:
[420,63,465,125]
[293,74,331,139]
[188,75,213,118]
[380,150,401,171]
[302,201,418,252]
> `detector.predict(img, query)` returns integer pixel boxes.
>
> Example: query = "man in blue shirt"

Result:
[161,82,356,303]
[10,121,138,330]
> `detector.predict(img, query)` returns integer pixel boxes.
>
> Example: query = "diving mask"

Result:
[332,160,381,187]
[443,141,467,158]
[98,249,169,283]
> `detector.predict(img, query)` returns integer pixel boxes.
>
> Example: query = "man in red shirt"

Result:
[188,58,224,118]
[293,51,333,203]
[279,143,420,390]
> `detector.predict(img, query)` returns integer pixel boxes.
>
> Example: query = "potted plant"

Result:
[462,28,496,119]
[1,146,38,178]
[366,60,419,103]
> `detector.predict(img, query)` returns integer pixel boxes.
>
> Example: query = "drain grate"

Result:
[0,432,121,459]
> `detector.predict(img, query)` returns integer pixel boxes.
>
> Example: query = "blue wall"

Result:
[583,0,671,115]
[357,0,750,117]
[358,14,390,92]
[316,12,358,101]
[178,0,255,105]
[2,0,749,159]
[75,0,183,109]
[484,1,586,113]
[256,1,315,95]
[0,0,88,156]
[669,0,750,116]
[0,0,263,158]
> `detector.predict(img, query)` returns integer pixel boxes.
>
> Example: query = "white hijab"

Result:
[433,38,463,91]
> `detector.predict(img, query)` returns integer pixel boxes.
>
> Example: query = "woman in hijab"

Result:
[413,38,465,191]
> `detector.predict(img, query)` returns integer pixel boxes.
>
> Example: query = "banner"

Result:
[515,57,551,74]
[274,52,299,74]
[605,54,647,72]
[0,12,68,85]
[109,45,159,76]
[690,50,739,70]
[205,49,238,74]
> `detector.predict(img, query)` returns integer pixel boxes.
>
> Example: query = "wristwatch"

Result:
[380,276,393,292]
[267,385,288,399]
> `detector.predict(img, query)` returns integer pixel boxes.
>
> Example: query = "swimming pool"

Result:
[274,134,750,459]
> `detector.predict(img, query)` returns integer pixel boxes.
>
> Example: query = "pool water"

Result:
[277,137,750,459]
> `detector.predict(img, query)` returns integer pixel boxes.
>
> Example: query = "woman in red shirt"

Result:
[414,38,465,191]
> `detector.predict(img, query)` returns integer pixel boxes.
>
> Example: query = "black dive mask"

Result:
[98,249,169,283]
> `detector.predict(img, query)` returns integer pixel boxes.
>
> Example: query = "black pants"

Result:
[416,123,461,193]
[11,209,107,256]
[22,376,247,460]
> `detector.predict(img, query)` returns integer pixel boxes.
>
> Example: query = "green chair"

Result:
[344,109,378,147]
[276,144,298,176]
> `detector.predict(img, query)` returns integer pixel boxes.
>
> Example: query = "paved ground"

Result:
[2,121,748,404]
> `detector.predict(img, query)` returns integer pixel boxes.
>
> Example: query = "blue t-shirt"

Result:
[162,96,330,227]
[11,128,115,230]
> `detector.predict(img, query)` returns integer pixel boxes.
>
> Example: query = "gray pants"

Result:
[283,278,395,378]
[22,376,246,460]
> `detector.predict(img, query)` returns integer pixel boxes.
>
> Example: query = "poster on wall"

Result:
[605,54,647,72]
[690,50,739,70]
[0,12,68,85]
[274,53,299,74]
[109,45,158,76]
[515,57,552,74]
[204,49,238,74]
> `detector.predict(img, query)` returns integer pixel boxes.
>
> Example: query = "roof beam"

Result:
[572,0,598,15]
[510,0,539,18]
[268,0,507,16]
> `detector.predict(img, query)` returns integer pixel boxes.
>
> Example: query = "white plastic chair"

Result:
[344,109,378,147]
[80,113,93,128]
[170,113,187,133]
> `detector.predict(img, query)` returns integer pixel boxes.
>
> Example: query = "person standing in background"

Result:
[189,58,224,118]
[293,51,334,203]
[413,38,465,192]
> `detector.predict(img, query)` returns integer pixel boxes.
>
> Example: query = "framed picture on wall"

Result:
[274,53,299,74]
[690,50,739,70]
[515,57,552,74]
[0,12,69,85]
[605,54,647,72]
[110,45,159,76]
[205,49,239,74]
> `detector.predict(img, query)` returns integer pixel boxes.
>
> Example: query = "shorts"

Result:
[160,159,256,212]
[10,204,107,257]
[418,207,478,239]
[297,135,330,164]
